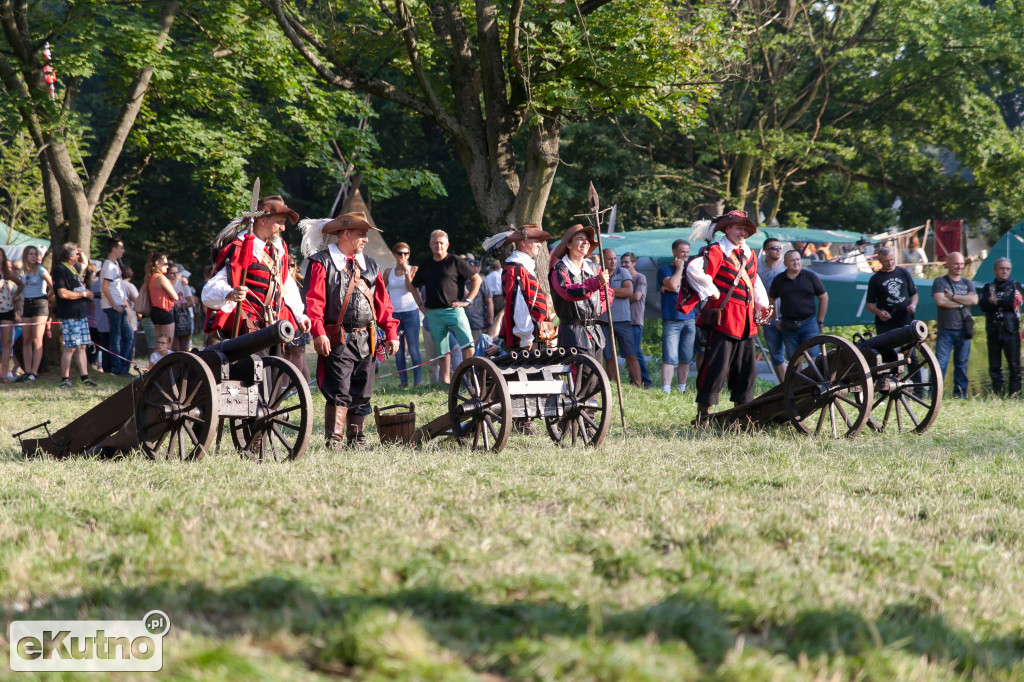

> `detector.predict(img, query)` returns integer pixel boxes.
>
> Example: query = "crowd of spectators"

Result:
[0,228,1020,401]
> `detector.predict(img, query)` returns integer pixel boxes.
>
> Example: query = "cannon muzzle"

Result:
[203,320,295,363]
[855,320,928,354]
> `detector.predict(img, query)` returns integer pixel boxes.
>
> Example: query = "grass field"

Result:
[2,361,1024,680]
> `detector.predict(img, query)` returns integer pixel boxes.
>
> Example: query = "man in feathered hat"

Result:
[548,224,611,361]
[301,212,400,449]
[499,225,555,352]
[679,210,770,424]
[202,195,311,340]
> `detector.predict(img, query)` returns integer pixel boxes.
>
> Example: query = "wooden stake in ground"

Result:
[586,182,628,436]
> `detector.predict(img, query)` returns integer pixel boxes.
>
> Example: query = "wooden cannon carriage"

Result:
[414,347,613,452]
[711,321,942,437]
[15,321,313,461]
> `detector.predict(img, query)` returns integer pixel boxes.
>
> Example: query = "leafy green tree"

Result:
[0,126,46,237]
[261,0,729,237]
[685,0,1024,232]
[0,0,443,264]
[0,0,181,253]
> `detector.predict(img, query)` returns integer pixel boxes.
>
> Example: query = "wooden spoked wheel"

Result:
[229,357,313,462]
[783,335,874,439]
[448,357,512,452]
[544,353,612,447]
[136,353,218,461]
[869,343,942,434]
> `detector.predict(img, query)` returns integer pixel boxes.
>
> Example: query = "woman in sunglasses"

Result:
[383,242,422,387]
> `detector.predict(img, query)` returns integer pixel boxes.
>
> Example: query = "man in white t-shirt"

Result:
[100,236,133,377]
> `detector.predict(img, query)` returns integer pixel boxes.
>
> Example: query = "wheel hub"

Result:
[160,402,200,421]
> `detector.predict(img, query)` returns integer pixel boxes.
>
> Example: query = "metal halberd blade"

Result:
[239,177,262,232]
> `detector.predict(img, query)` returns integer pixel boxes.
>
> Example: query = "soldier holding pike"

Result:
[202,190,311,342]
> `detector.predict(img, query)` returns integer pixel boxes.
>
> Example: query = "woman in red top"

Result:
[145,253,179,344]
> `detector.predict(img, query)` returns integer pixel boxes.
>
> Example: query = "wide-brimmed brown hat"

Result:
[507,224,554,245]
[258,195,299,225]
[552,224,599,260]
[322,211,382,235]
[713,210,757,237]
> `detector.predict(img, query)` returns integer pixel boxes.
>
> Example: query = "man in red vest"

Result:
[202,195,311,341]
[303,212,400,448]
[679,210,770,424]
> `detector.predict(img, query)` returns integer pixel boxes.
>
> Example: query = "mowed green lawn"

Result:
[2,367,1024,681]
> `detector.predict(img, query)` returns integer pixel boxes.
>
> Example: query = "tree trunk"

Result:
[511,117,561,228]
[0,0,178,256]
[733,153,754,211]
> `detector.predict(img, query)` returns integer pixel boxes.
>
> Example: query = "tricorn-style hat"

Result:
[258,195,299,225]
[322,211,382,235]
[552,223,599,260]
[713,210,757,237]
[507,224,554,244]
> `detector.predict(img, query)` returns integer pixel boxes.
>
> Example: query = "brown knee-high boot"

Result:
[324,404,347,449]
[346,412,367,448]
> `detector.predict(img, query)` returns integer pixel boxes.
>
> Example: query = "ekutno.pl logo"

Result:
[9,610,170,672]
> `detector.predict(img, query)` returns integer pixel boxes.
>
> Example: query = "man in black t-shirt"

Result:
[865,247,918,334]
[411,229,481,384]
[51,242,98,388]
[768,250,828,360]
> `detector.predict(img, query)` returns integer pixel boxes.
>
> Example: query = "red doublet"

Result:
[205,237,297,335]
[500,261,550,348]
[681,243,759,340]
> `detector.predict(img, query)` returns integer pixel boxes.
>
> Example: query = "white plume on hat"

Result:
[481,229,517,254]
[689,219,715,244]
[300,218,335,257]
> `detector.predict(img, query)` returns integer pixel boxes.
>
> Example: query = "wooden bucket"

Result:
[374,403,416,445]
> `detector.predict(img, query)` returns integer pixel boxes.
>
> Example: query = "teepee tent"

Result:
[978,220,1024,276]
[339,187,395,271]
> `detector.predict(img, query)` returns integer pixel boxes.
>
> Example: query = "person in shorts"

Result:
[17,245,52,381]
[51,242,97,387]
[410,230,480,384]
[658,239,696,393]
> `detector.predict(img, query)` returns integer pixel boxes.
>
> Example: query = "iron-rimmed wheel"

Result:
[137,353,218,461]
[869,343,942,434]
[448,357,511,452]
[783,334,874,439]
[544,353,611,447]
[229,356,313,462]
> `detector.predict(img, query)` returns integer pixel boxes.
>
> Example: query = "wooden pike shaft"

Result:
[588,183,628,436]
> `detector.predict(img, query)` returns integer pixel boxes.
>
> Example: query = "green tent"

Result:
[598,226,875,259]
[594,226,958,326]
[0,221,50,260]
[978,220,1024,276]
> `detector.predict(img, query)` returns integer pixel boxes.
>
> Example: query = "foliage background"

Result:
[0,0,1022,272]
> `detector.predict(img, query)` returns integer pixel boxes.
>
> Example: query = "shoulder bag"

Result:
[136,281,152,317]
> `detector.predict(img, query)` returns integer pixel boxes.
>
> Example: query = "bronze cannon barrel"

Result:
[203,320,295,363]
[854,320,928,354]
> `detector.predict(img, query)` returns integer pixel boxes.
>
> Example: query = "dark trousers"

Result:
[696,329,756,406]
[987,324,1021,396]
[316,329,375,415]
[104,308,134,374]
